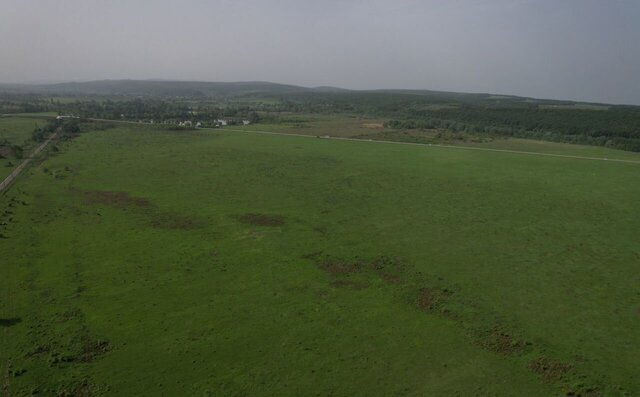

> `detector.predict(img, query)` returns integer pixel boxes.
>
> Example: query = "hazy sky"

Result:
[2,0,639,104]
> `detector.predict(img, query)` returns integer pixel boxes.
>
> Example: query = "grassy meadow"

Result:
[230,114,640,162]
[0,117,45,180]
[1,125,639,396]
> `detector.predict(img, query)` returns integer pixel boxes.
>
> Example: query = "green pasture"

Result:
[0,117,44,180]
[1,125,639,396]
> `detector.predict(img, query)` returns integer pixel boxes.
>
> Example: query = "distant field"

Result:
[0,116,43,180]
[1,126,639,395]
[244,114,391,138]
[539,104,610,111]
[459,137,640,161]
[229,115,640,162]
[1,112,58,118]
[0,116,42,145]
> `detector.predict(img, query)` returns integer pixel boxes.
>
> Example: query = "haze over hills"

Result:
[0,79,631,108]
[0,80,311,99]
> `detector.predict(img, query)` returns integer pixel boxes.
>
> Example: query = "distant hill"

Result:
[0,79,629,109]
[0,80,314,98]
[1,79,638,152]
[312,86,352,93]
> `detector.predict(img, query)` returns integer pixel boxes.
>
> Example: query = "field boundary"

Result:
[82,117,640,165]
[0,131,58,194]
[222,128,640,165]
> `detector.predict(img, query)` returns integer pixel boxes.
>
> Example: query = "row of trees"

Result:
[58,99,261,125]
[32,119,81,142]
[275,92,640,152]
[3,90,639,152]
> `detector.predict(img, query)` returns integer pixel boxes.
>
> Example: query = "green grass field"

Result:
[0,117,45,180]
[2,125,639,396]
[0,117,42,145]
[230,115,640,162]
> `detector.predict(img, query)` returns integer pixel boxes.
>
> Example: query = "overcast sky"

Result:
[1,0,639,104]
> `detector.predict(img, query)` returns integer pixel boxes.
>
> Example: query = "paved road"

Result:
[0,132,58,194]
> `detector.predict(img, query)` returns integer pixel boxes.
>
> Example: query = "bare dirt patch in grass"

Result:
[316,258,361,276]
[417,288,437,310]
[150,213,201,230]
[0,146,16,158]
[80,189,202,231]
[238,213,285,227]
[76,338,110,363]
[478,328,526,356]
[330,280,370,290]
[56,379,100,397]
[313,255,405,278]
[25,344,50,358]
[380,273,402,284]
[416,287,453,311]
[83,190,151,209]
[57,308,82,323]
[528,357,572,383]
[362,123,384,129]
[301,251,323,260]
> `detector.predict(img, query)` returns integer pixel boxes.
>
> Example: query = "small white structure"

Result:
[242,120,251,125]
[216,119,228,126]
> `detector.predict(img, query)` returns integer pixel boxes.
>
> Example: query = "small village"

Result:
[56,114,251,129]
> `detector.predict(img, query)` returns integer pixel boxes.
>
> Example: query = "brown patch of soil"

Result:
[0,146,15,158]
[479,329,525,356]
[150,213,200,230]
[330,280,370,290]
[380,273,402,284]
[416,287,451,311]
[301,251,323,260]
[58,308,82,323]
[83,191,151,208]
[362,123,384,129]
[315,255,404,282]
[25,345,50,358]
[238,213,285,227]
[57,379,98,397]
[529,358,572,383]
[76,338,110,363]
[417,288,437,310]
[316,259,361,276]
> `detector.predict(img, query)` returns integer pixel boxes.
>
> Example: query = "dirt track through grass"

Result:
[85,118,640,164]
[0,131,58,194]
[224,128,640,165]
